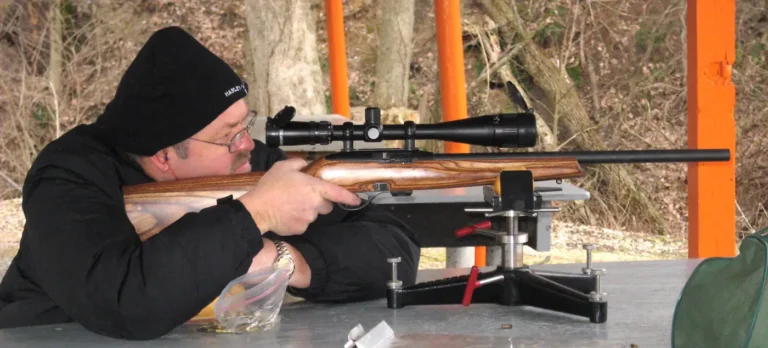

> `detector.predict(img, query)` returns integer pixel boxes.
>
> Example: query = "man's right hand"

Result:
[237,158,361,236]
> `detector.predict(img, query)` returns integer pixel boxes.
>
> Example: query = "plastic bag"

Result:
[212,264,291,333]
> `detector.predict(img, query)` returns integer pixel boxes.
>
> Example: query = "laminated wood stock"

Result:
[123,157,584,240]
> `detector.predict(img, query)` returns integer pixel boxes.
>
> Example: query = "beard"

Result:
[230,151,252,173]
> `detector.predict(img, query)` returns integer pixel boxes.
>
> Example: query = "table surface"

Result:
[0,258,700,347]
[371,180,590,205]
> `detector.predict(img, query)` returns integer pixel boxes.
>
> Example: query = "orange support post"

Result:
[686,0,736,258]
[325,0,351,118]
[434,0,469,154]
[434,0,485,266]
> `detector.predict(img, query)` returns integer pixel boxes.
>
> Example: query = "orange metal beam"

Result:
[434,0,485,266]
[686,0,736,258]
[325,0,351,118]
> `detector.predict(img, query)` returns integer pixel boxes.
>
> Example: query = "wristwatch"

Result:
[273,240,295,279]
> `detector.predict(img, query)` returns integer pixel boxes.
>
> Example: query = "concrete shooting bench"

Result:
[0,260,698,347]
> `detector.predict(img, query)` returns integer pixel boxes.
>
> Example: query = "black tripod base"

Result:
[386,266,607,323]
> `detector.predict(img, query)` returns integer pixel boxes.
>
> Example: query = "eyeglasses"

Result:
[189,110,257,153]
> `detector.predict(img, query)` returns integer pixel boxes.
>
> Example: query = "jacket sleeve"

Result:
[22,167,264,340]
[274,203,421,302]
[250,139,421,302]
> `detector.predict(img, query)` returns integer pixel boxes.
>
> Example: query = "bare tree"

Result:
[476,0,668,233]
[244,0,326,117]
[372,0,415,109]
[48,0,62,139]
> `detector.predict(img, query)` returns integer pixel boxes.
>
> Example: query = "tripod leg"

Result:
[514,269,607,323]
[387,267,511,308]
[529,270,598,294]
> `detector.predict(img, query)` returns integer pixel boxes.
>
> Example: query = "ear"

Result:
[147,149,172,172]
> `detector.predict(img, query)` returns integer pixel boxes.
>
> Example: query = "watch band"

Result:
[273,240,295,279]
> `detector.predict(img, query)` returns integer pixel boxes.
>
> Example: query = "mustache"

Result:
[232,152,251,169]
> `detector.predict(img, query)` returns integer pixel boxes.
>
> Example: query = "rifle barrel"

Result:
[431,149,730,164]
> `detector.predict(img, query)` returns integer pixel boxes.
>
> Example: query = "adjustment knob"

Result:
[364,107,383,142]
[387,257,402,289]
[589,268,608,302]
[582,243,597,274]
[365,107,381,124]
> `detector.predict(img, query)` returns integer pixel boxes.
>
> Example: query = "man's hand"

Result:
[237,158,361,236]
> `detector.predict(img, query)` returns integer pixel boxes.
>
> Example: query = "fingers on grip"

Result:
[316,181,361,206]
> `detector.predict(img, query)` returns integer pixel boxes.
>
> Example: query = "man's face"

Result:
[166,99,256,179]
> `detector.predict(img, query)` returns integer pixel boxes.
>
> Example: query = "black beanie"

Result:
[94,26,248,156]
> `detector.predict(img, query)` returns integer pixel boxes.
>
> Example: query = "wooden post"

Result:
[325,0,351,118]
[434,0,485,266]
[686,0,736,258]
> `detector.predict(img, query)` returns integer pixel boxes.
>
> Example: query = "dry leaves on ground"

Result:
[0,198,22,244]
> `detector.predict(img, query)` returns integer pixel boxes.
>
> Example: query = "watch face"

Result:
[276,257,295,273]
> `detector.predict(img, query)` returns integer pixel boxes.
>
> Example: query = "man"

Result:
[0,26,420,340]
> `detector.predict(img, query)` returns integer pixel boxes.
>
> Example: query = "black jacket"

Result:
[0,124,420,339]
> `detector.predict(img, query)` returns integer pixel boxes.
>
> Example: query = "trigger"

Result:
[337,192,382,211]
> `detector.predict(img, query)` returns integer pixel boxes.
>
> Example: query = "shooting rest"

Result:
[384,170,608,324]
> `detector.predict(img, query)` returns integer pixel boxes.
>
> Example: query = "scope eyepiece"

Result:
[264,107,538,149]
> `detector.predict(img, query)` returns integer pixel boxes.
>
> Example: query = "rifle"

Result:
[123,106,730,241]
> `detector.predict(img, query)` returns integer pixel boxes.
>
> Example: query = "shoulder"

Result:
[22,124,125,201]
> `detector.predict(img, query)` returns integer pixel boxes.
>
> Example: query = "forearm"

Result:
[27,183,264,340]
[248,238,311,289]
[275,208,421,302]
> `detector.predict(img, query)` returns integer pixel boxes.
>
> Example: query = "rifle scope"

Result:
[264,106,538,150]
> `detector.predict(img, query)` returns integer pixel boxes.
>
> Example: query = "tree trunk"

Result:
[48,0,62,138]
[244,0,326,117]
[476,0,668,234]
[474,29,556,151]
[372,0,415,109]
